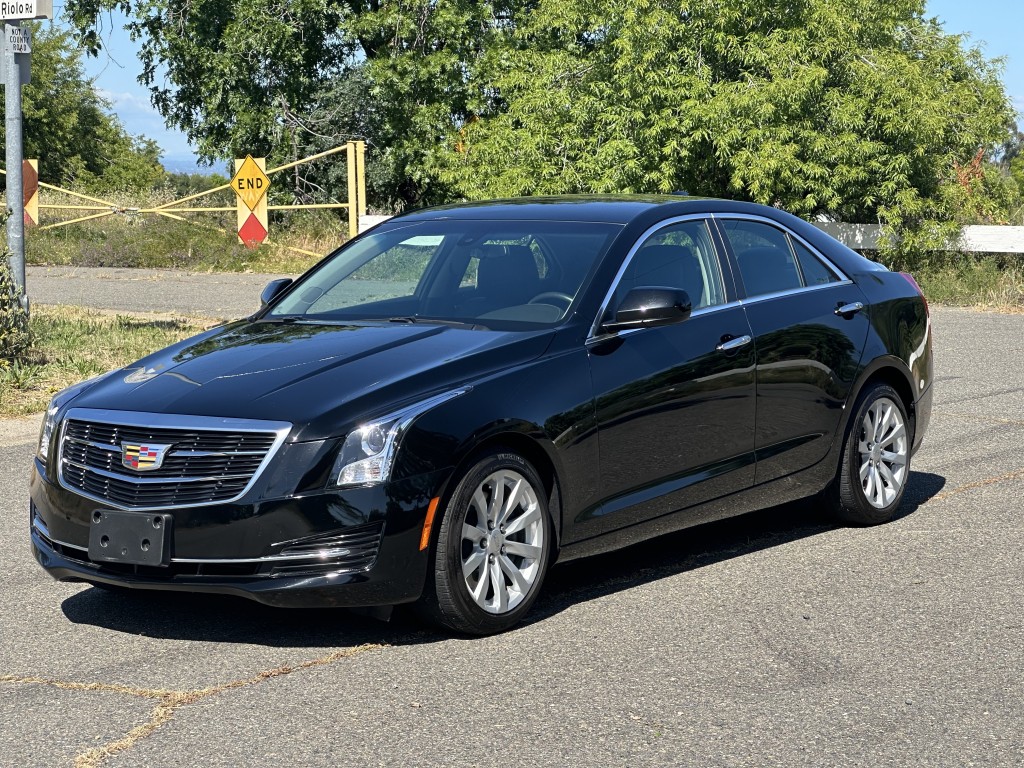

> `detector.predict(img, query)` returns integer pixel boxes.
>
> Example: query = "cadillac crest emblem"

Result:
[121,442,171,471]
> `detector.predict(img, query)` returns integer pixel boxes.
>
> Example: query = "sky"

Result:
[64,0,1024,174]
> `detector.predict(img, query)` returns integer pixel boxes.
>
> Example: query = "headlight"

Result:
[37,402,60,463]
[330,388,470,488]
[37,373,116,465]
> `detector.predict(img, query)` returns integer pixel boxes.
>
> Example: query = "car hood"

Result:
[69,320,555,441]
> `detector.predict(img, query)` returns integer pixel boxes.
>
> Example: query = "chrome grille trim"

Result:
[57,408,292,511]
[33,512,380,566]
[63,460,254,485]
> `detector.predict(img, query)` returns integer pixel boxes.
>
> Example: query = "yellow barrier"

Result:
[1,141,368,254]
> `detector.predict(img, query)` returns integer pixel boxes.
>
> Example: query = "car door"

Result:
[714,215,871,485]
[573,216,757,542]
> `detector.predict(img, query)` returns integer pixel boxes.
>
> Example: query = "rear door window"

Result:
[719,219,802,298]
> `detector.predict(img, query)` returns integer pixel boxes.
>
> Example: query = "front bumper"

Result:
[29,458,447,608]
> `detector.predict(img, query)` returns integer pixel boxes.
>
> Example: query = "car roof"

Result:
[393,195,779,225]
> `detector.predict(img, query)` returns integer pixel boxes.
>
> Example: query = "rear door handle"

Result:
[716,334,752,352]
[834,301,865,318]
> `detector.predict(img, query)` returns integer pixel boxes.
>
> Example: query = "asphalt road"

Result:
[2,306,1023,768]
[25,266,283,320]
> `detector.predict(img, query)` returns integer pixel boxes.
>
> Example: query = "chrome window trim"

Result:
[57,408,292,512]
[710,212,852,286]
[736,279,854,307]
[588,214,725,341]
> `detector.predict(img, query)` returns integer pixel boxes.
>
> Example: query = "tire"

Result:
[829,383,912,525]
[419,450,551,635]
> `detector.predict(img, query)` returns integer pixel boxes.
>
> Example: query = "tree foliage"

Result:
[64,0,1017,246]
[438,0,1015,258]
[1,24,165,192]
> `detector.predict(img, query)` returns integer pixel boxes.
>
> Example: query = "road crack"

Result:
[1,643,385,768]
[928,467,1024,504]
[931,410,1024,428]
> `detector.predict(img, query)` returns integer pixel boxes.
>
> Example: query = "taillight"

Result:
[899,272,928,316]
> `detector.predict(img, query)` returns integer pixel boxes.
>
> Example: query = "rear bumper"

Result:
[29,459,446,608]
[912,381,932,456]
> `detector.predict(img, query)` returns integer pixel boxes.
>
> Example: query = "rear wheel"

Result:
[420,451,551,635]
[830,383,911,525]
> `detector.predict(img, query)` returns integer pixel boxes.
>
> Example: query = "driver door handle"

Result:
[834,301,865,318]
[716,334,752,352]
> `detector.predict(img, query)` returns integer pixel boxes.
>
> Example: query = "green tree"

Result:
[2,23,165,192]
[64,0,1015,240]
[436,0,1014,261]
[64,0,520,208]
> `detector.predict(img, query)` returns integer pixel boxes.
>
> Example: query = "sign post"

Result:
[2,0,49,316]
[4,22,27,313]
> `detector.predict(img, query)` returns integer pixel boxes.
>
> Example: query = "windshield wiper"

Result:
[259,314,303,323]
[386,316,488,330]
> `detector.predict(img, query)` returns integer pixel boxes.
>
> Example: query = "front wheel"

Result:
[420,451,551,635]
[829,383,911,525]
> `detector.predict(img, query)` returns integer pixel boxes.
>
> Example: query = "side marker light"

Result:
[419,497,441,551]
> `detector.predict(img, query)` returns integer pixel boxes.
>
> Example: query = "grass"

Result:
[24,188,346,274]
[911,255,1024,313]
[0,306,213,417]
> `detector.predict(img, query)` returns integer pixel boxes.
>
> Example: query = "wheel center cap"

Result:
[488,534,503,553]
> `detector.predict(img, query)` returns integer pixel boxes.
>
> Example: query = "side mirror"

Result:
[602,287,692,333]
[260,278,293,307]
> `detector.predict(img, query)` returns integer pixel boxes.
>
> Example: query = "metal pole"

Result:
[4,21,27,315]
[346,142,357,239]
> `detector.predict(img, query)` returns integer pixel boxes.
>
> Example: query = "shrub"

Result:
[0,234,31,361]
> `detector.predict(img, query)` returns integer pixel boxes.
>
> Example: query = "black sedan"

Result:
[29,196,932,634]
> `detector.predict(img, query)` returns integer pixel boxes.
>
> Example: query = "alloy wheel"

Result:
[857,396,909,509]
[459,469,544,614]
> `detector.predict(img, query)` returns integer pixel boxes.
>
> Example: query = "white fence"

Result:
[816,223,1024,254]
[359,214,1024,254]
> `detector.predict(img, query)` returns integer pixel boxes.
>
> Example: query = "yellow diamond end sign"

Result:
[231,155,270,211]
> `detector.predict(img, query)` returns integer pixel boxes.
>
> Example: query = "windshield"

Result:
[267,219,623,329]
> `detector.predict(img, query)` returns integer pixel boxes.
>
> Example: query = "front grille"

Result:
[59,413,288,510]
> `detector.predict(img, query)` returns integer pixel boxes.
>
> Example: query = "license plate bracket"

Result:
[88,510,172,567]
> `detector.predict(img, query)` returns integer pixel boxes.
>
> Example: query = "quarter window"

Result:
[791,239,841,286]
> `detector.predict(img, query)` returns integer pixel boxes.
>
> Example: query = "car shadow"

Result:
[528,470,947,626]
[60,471,946,645]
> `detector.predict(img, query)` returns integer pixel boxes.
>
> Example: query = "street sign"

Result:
[231,155,271,211]
[5,23,27,51]
[0,40,28,84]
[0,0,51,20]
[232,156,270,249]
